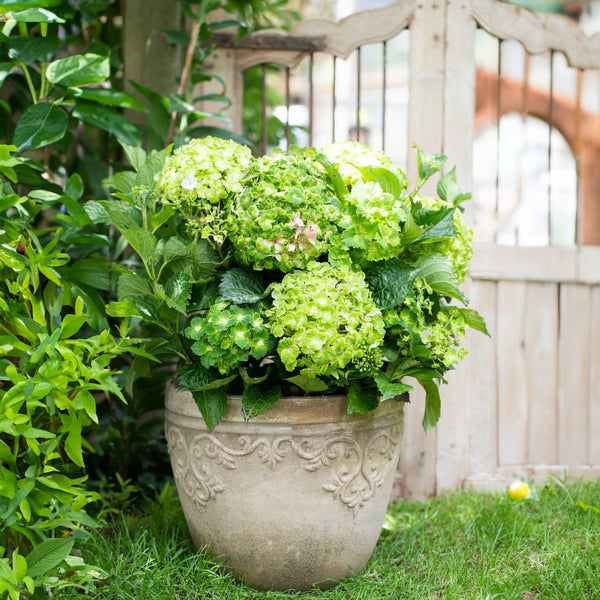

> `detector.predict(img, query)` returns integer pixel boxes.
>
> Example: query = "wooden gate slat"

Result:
[588,286,600,464]
[558,283,591,465]
[497,280,529,466]
[525,282,559,464]
[468,280,498,474]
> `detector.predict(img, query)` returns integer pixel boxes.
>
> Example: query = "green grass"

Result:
[56,476,600,600]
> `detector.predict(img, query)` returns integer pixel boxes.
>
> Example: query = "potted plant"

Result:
[91,137,487,591]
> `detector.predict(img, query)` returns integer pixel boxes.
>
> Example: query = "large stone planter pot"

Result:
[164,384,404,591]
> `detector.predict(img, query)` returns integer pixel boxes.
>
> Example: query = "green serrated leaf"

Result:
[412,206,456,243]
[373,372,413,401]
[457,308,490,336]
[219,268,265,305]
[413,143,447,187]
[241,380,281,421]
[418,377,441,434]
[94,199,141,230]
[415,253,466,304]
[193,239,219,279]
[121,227,156,265]
[116,271,152,300]
[364,259,418,309]
[164,272,191,313]
[68,88,146,111]
[347,379,380,414]
[192,387,228,432]
[437,166,471,206]
[7,35,58,64]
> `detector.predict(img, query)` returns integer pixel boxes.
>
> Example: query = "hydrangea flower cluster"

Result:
[336,181,410,262]
[185,301,274,374]
[225,151,340,271]
[267,261,385,377]
[156,137,252,242]
[140,136,486,431]
[383,280,467,369]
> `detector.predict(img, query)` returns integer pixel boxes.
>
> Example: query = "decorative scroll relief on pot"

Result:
[165,424,403,513]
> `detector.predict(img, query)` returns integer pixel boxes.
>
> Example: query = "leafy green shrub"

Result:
[0,146,149,598]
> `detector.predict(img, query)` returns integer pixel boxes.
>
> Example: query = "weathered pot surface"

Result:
[165,383,404,591]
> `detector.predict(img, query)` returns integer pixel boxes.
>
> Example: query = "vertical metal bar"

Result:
[356,46,362,141]
[261,64,268,156]
[332,56,337,144]
[308,52,314,147]
[547,50,554,245]
[494,40,502,244]
[382,41,387,152]
[285,66,291,151]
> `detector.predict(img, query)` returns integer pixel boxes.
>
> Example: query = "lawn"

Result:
[55,476,600,600]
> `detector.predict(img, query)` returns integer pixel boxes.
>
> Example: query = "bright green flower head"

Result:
[156,136,253,242]
[323,141,408,190]
[267,261,385,377]
[225,150,340,271]
[336,180,410,262]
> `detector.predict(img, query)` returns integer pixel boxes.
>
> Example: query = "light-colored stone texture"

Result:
[165,385,404,591]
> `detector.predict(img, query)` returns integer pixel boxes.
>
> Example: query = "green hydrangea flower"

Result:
[323,141,408,190]
[335,180,410,262]
[225,150,340,271]
[156,137,253,243]
[384,279,467,368]
[185,301,275,375]
[266,261,385,377]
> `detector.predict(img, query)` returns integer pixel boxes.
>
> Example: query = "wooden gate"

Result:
[204,0,600,497]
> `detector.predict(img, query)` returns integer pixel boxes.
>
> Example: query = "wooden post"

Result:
[122,0,183,123]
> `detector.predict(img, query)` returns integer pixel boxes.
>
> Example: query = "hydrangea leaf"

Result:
[241,380,281,421]
[364,259,418,309]
[121,227,157,266]
[413,142,447,187]
[180,362,237,392]
[356,165,406,197]
[412,206,456,243]
[219,268,266,305]
[192,387,228,432]
[455,308,490,336]
[164,272,191,314]
[347,380,379,414]
[192,239,220,280]
[415,253,467,304]
[285,374,329,393]
[437,166,471,207]
[418,377,441,434]
[373,372,413,401]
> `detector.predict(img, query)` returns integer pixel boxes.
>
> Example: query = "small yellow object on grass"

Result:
[508,481,530,500]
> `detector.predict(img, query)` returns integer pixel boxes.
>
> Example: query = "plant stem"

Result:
[165,20,201,145]
[18,61,38,104]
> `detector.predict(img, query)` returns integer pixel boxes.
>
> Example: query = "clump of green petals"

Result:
[267,261,385,377]
[186,301,274,375]
[156,137,252,243]
[226,150,340,271]
[336,180,410,262]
